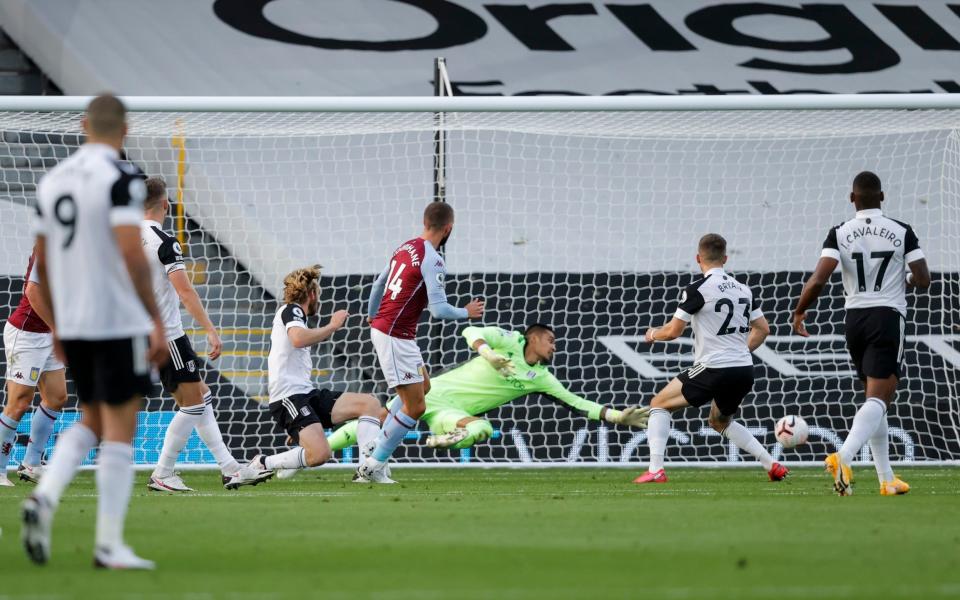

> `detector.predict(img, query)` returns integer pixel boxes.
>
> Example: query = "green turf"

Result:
[1,467,958,599]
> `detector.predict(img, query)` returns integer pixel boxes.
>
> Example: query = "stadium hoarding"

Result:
[1,0,959,96]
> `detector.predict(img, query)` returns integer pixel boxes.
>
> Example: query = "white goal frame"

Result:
[2,94,960,112]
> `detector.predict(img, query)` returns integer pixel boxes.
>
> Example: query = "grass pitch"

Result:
[0,467,958,599]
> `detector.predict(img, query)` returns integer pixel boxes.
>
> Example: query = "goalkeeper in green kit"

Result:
[327,324,650,453]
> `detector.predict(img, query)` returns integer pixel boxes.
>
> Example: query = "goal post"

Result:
[0,94,958,468]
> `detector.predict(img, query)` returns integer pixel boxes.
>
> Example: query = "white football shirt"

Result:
[673,267,762,369]
[267,303,314,402]
[820,209,923,316]
[142,220,186,341]
[31,144,151,341]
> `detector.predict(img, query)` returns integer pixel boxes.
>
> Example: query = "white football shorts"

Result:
[370,327,425,389]
[3,321,64,385]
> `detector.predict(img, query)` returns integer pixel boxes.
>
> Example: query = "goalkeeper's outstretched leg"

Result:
[426,414,493,450]
[328,407,494,452]
[327,419,359,453]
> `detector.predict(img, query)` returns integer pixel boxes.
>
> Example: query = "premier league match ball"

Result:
[775,415,809,449]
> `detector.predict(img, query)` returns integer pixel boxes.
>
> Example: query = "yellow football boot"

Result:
[824,453,853,496]
[880,477,910,496]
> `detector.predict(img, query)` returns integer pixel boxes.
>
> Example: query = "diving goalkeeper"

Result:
[327,324,649,453]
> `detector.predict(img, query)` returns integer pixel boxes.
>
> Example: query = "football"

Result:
[775,415,809,448]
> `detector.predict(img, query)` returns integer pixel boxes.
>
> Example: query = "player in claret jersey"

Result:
[0,247,67,487]
[357,202,484,483]
[793,171,930,497]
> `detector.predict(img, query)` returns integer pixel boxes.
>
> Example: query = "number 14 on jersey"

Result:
[385,260,405,300]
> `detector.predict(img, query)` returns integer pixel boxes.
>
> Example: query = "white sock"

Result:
[196,394,241,475]
[356,416,381,460]
[265,447,306,470]
[722,421,774,470]
[839,398,886,464]
[24,405,60,466]
[154,406,203,478]
[646,408,670,472]
[0,414,20,473]
[370,410,416,463]
[36,424,98,507]
[95,441,134,550]
[869,415,895,483]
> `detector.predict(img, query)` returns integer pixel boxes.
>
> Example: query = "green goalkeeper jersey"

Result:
[423,326,607,421]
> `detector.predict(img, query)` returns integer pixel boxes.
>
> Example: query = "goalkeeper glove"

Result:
[605,406,651,429]
[477,343,515,377]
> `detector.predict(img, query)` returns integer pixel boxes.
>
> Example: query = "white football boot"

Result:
[17,463,43,484]
[21,494,54,565]
[0,473,15,487]
[223,463,274,490]
[247,454,268,472]
[147,472,194,492]
[94,544,155,570]
[356,457,395,484]
[358,441,391,479]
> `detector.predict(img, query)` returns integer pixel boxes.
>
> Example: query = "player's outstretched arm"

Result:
[463,326,514,375]
[541,375,649,429]
[792,256,838,337]
[287,309,349,348]
[429,297,483,320]
[366,264,389,320]
[169,269,222,360]
[421,257,484,320]
[463,325,506,349]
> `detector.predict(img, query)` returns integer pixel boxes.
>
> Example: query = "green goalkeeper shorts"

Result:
[422,406,472,435]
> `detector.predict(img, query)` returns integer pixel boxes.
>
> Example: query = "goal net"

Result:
[0,98,958,467]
